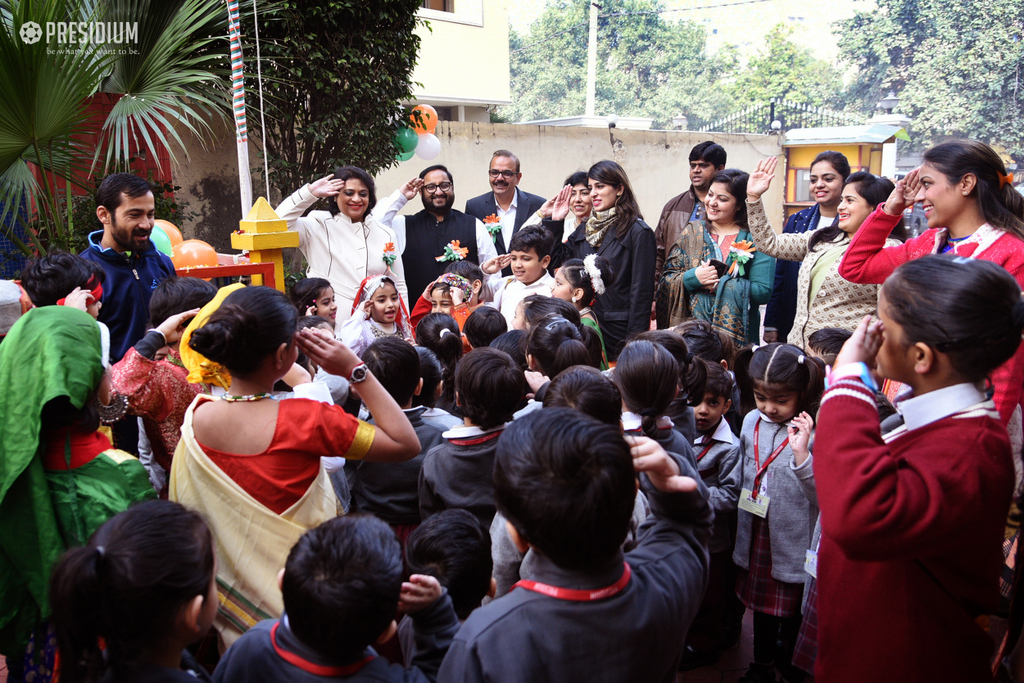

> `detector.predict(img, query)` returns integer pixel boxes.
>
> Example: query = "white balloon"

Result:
[415,133,441,160]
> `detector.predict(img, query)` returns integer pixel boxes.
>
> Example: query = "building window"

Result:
[422,0,453,11]
[795,169,810,202]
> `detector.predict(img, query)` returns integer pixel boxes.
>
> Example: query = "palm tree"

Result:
[0,0,232,255]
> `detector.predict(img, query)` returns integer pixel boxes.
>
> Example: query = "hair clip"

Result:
[797,354,805,364]
[439,328,454,338]
[96,545,105,559]
[583,254,606,295]
[544,316,572,331]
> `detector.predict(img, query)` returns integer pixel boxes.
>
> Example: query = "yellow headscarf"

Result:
[179,283,246,389]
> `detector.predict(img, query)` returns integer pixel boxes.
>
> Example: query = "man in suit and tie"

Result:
[465,150,546,275]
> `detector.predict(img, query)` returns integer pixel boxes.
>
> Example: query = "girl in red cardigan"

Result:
[815,255,1022,682]
[839,139,1024,425]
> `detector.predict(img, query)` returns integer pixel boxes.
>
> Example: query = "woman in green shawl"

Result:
[656,168,776,345]
[0,307,155,681]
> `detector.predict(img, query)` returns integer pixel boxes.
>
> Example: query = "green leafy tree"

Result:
[0,0,232,256]
[505,0,735,128]
[255,0,422,196]
[730,24,845,110]
[836,0,1024,153]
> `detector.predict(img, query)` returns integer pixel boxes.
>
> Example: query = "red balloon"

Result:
[171,240,218,269]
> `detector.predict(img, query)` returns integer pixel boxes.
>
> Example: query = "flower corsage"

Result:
[726,240,757,276]
[382,242,397,268]
[436,240,469,263]
[483,214,502,242]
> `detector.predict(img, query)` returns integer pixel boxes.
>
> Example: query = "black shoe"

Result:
[737,662,777,683]
[721,609,744,650]
[677,645,720,671]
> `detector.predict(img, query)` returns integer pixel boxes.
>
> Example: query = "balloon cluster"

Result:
[394,105,440,162]
[151,219,218,270]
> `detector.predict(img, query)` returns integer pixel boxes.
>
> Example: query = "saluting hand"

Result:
[746,156,778,201]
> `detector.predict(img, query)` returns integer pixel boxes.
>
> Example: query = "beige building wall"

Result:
[413,0,511,115]
[167,121,784,253]
[375,122,785,232]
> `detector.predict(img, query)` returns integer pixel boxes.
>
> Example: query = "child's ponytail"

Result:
[734,343,825,417]
[50,501,215,683]
[882,255,1024,381]
[416,313,463,410]
[526,315,593,378]
[632,329,708,405]
[615,340,679,437]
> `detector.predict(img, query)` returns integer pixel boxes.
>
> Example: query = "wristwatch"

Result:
[348,363,369,384]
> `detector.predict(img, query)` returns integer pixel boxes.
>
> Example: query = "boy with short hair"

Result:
[348,337,447,541]
[483,225,555,327]
[438,408,711,682]
[212,514,459,683]
[398,509,494,663]
[418,348,525,528]
[807,327,852,367]
[20,250,106,317]
[462,307,507,349]
[681,361,744,668]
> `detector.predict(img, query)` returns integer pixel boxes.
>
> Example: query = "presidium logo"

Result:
[19,20,139,50]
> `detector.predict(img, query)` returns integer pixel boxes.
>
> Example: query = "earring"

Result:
[571,296,579,303]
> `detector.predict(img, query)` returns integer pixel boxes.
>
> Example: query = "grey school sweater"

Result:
[437,450,712,683]
[418,424,506,529]
[693,417,743,554]
[732,410,818,583]
[347,407,447,525]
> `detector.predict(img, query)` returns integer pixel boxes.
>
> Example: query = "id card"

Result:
[805,549,818,579]
[738,488,769,518]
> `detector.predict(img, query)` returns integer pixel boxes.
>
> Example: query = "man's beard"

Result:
[422,193,454,215]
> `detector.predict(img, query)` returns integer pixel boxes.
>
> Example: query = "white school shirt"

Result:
[486,272,556,327]
[495,188,519,249]
[371,190,501,288]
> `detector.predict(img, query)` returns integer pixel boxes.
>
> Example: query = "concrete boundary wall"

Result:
[169,120,785,252]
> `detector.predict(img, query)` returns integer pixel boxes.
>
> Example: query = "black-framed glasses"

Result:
[423,182,453,193]
[488,169,517,179]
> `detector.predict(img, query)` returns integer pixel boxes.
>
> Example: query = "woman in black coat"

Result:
[546,160,656,360]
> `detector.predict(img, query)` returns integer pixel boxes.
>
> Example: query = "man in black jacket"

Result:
[465,150,545,275]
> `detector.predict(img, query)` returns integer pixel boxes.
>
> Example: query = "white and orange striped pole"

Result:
[227,0,253,218]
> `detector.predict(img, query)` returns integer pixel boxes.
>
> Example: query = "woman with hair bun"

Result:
[840,139,1024,425]
[171,285,419,647]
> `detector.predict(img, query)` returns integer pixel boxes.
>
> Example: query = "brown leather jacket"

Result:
[654,187,702,290]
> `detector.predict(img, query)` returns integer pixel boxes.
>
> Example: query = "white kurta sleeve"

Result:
[476,219,502,286]
[372,189,409,230]
[275,184,320,250]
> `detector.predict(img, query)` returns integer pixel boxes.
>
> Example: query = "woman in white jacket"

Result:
[276,166,409,317]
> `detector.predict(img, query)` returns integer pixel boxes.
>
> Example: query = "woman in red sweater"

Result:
[839,139,1024,424]
[815,256,1022,681]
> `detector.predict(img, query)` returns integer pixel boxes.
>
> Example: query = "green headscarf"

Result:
[0,306,103,654]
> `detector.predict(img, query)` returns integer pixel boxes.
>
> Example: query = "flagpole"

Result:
[227,0,253,218]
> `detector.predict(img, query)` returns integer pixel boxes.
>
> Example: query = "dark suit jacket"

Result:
[465,188,547,256]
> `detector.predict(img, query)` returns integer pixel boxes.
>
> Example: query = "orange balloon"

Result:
[410,104,438,134]
[154,219,184,247]
[171,239,218,270]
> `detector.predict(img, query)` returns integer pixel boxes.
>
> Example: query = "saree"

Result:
[657,220,754,345]
[169,395,340,649]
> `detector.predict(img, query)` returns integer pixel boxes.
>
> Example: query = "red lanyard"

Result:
[696,437,714,462]
[514,562,631,601]
[751,420,789,499]
[271,622,374,676]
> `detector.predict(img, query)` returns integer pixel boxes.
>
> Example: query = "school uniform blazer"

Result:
[465,188,547,255]
[275,185,408,315]
[548,216,657,360]
[745,199,899,352]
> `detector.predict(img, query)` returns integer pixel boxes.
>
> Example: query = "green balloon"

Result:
[150,224,173,256]
[396,150,415,162]
[395,127,419,153]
